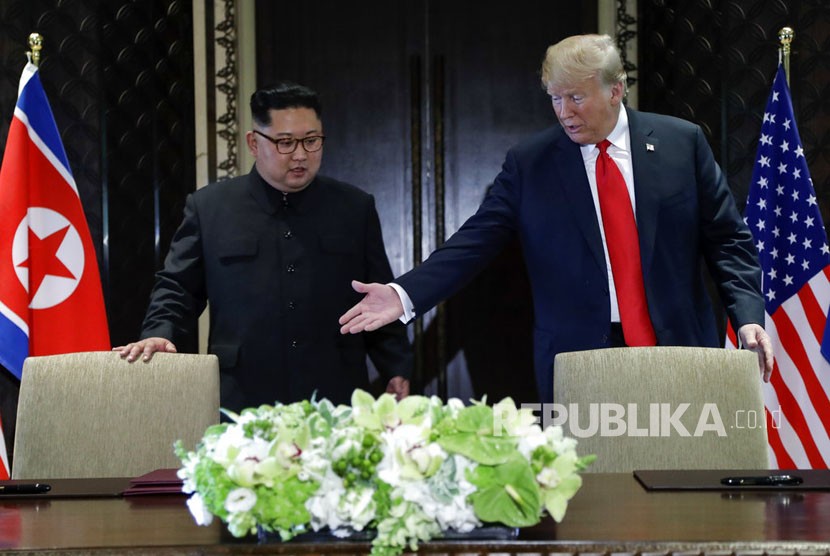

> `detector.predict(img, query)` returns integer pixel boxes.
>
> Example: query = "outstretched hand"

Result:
[339,280,404,334]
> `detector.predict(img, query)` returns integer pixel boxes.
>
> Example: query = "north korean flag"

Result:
[0,61,110,380]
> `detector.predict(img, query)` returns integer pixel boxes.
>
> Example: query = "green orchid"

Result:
[351,389,432,431]
[492,397,538,436]
[537,451,583,522]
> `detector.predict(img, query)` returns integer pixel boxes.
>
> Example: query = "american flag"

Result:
[739,63,830,468]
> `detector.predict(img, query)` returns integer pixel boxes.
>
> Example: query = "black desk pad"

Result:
[0,477,131,498]
[635,469,830,491]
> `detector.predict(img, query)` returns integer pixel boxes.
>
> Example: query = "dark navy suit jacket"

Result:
[397,109,764,402]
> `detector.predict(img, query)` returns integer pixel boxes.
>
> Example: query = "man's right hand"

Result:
[113,337,178,362]
[339,280,404,334]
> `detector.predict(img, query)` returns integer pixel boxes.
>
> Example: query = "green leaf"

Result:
[576,454,597,471]
[437,432,517,465]
[425,455,460,503]
[467,455,541,527]
[455,405,494,434]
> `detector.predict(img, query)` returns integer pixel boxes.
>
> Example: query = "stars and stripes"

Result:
[740,64,830,469]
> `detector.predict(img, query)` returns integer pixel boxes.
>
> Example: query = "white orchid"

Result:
[225,487,257,513]
[378,423,446,483]
[186,492,213,526]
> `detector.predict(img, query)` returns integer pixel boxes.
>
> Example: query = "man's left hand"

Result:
[385,376,410,400]
[738,323,774,382]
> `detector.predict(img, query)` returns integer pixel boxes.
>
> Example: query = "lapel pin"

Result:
[646,143,655,152]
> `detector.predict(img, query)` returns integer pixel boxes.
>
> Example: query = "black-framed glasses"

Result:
[253,130,326,154]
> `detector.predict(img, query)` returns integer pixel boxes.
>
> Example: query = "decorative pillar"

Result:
[599,0,638,108]
[191,0,256,352]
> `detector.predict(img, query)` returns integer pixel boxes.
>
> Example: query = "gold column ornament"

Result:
[28,32,43,67]
[778,26,794,86]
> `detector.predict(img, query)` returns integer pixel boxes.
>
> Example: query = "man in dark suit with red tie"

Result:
[338,34,774,403]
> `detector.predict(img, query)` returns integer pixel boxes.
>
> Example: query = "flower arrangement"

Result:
[176,390,594,556]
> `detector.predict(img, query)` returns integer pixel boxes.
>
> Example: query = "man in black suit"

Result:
[116,82,412,411]
[339,34,773,403]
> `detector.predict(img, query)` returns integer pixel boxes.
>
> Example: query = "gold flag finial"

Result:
[778,27,794,86]
[28,32,43,67]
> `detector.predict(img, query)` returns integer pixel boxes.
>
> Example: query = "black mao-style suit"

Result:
[396,108,764,402]
[141,169,412,411]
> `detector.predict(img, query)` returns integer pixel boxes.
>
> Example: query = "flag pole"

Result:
[27,32,43,67]
[778,26,794,86]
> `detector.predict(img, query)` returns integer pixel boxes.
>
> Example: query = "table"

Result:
[1,473,829,554]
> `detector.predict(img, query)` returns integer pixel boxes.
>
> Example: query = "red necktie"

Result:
[596,139,656,346]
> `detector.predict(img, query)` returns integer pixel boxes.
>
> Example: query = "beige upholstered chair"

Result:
[553,347,769,472]
[12,351,220,479]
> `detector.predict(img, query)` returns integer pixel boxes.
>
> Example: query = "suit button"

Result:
[287,264,295,273]
[290,340,298,348]
[284,230,292,239]
[602,334,608,343]
[288,301,296,310]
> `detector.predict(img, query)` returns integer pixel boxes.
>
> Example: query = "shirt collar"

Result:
[257,170,314,212]
[581,105,630,160]
[605,105,629,151]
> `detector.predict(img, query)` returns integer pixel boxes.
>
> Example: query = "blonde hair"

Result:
[541,34,627,91]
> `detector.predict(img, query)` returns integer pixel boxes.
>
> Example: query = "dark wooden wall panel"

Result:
[639,0,830,224]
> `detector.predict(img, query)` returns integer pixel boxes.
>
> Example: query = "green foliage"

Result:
[254,476,319,536]
[467,454,542,527]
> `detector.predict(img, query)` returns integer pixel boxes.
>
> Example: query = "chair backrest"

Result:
[12,351,220,479]
[553,347,769,472]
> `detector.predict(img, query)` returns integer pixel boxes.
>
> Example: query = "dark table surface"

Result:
[1,472,829,554]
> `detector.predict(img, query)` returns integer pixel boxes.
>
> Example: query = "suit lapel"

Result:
[628,110,660,274]
[547,129,606,274]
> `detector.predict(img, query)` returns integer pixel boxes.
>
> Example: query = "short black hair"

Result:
[250,82,322,126]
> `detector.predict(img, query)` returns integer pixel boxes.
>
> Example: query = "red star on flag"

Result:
[17,225,76,296]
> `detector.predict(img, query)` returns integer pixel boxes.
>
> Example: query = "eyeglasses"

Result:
[253,130,326,154]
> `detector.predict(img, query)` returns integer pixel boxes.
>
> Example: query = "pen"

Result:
[0,483,51,494]
[720,474,803,487]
